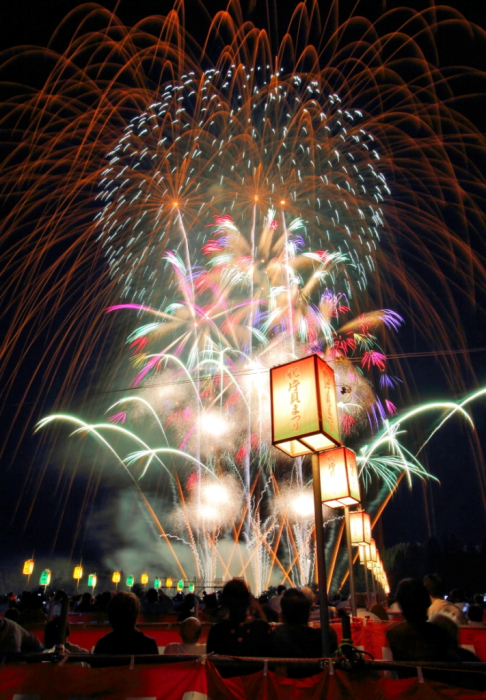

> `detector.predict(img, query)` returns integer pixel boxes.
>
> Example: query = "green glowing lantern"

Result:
[39,569,51,586]
[88,573,97,589]
[126,575,134,587]
[177,579,184,592]
[154,577,161,589]
[188,582,195,593]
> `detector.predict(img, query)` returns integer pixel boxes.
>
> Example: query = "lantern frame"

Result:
[88,574,97,588]
[349,510,371,545]
[319,447,361,508]
[270,355,340,457]
[369,539,377,563]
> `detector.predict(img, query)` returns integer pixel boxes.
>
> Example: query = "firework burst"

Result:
[1,2,486,583]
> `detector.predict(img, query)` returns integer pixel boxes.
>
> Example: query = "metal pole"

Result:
[371,569,376,604]
[344,506,357,616]
[364,563,370,609]
[311,452,331,657]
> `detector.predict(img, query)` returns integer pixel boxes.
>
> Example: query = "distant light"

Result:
[291,493,314,518]
[200,412,228,436]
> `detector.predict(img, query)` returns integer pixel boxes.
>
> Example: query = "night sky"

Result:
[0,0,485,591]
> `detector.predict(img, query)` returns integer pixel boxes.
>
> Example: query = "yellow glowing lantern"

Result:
[23,559,35,576]
[270,355,340,457]
[166,577,173,588]
[88,574,97,589]
[39,569,51,586]
[319,447,360,508]
[141,573,149,585]
[349,510,371,545]
[73,565,83,581]
[112,571,121,584]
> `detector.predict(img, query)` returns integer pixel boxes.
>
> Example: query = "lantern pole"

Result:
[343,506,357,616]
[371,569,377,604]
[311,452,331,658]
[364,561,370,608]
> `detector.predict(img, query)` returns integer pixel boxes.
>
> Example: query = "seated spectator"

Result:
[386,579,452,681]
[93,592,158,655]
[335,593,350,611]
[430,613,486,691]
[272,588,337,677]
[76,592,95,613]
[449,589,468,614]
[177,593,196,621]
[18,590,47,630]
[207,578,273,675]
[268,584,286,614]
[164,617,206,655]
[370,603,389,621]
[50,590,68,617]
[473,594,485,609]
[467,605,485,626]
[423,574,466,624]
[4,606,20,623]
[355,593,381,621]
[0,617,43,653]
[301,586,321,622]
[201,592,219,622]
[141,588,165,616]
[44,617,90,654]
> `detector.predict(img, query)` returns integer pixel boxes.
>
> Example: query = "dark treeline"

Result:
[379,537,486,596]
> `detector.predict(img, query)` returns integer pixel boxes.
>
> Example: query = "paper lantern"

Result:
[88,574,97,588]
[154,577,161,589]
[177,579,184,592]
[319,447,361,508]
[358,543,370,565]
[73,566,83,581]
[112,571,121,584]
[349,510,371,545]
[188,582,195,593]
[166,577,173,588]
[23,559,34,575]
[141,573,149,585]
[369,539,377,563]
[270,355,340,457]
[126,575,134,587]
[39,569,51,586]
